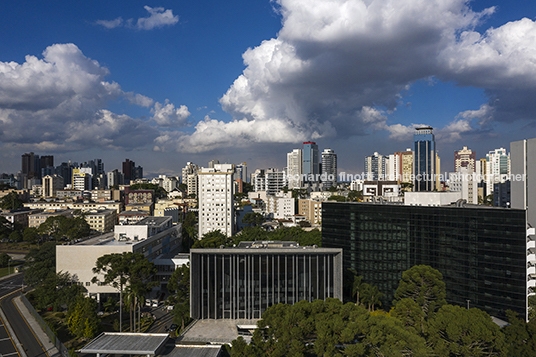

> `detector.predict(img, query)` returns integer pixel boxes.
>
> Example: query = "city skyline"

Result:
[1,0,536,176]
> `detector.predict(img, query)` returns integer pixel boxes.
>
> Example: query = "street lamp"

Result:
[466,299,470,309]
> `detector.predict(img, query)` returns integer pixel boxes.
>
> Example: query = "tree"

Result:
[8,230,22,242]
[391,298,426,335]
[327,195,346,202]
[0,191,23,210]
[67,296,100,339]
[0,216,13,239]
[503,310,536,356]
[347,190,363,202]
[92,252,156,332]
[24,242,56,286]
[394,265,446,317]
[23,227,39,244]
[0,252,11,267]
[192,230,229,248]
[38,215,90,241]
[291,188,308,199]
[242,212,265,227]
[427,305,507,356]
[529,295,536,321]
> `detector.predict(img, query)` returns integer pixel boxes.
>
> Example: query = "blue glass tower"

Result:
[302,141,319,182]
[413,126,435,191]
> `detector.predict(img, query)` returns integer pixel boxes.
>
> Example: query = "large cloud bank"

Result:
[161,0,536,152]
[0,43,187,153]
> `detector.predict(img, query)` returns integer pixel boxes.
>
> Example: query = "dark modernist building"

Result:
[322,202,527,319]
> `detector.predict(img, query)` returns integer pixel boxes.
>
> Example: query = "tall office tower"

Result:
[21,152,40,179]
[364,152,388,181]
[198,164,235,237]
[413,126,436,192]
[182,162,199,196]
[235,163,248,183]
[321,148,337,189]
[208,159,220,168]
[43,174,64,198]
[56,162,74,186]
[40,155,54,178]
[454,146,476,173]
[107,169,124,188]
[122,159,135,184]
[302,142,319,183]
[485,148,510,196]
[287,149,303,189]
[134,166,143,181]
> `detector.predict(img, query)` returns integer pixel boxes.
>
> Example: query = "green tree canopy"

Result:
[67,296,101,339]
[22,227,39,244]
[192,230,229,248]
[394,265,446,317]
[0,191,24,210]
[242,212,265,227]
[37,215,90,241]
[428,305,507,356]
[24,242,56,286]
[0,252,11,267]
[129,183,167,198]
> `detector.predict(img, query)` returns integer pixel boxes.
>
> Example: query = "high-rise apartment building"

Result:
[485,148,510,196]
[392,149,413,183]
[182,162,199,197]
[235,163,248,183]
[454,146,476,173]
[287,149,303,189]
[72,168,92,191]
[302,142,319,183]
[208,159,220,168]
[21,152,40,185]
[413,126,436,192]
[43,174,64,198]
[122,159,135,184]
[321,148,337,189]
[198,164,235,237]
[107,169,124,188]
[364,152,388,181]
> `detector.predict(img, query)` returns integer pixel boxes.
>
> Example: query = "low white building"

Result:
[266,196,295,219]
[56,216,181,302]
[404,191,462,206]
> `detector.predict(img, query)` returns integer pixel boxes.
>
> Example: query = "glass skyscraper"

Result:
[413,126,435,191]
[302,141,319,182]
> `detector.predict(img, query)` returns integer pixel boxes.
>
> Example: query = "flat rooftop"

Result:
[191,241,340,254]
[78,332,169,355]
[178,319,259,344]
[138,216,171,226]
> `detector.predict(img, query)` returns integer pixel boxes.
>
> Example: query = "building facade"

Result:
[413,126,436,192]
[321,148,337,189]
[190,241,342,319]
[455,146,476,173]
[322,202,527,320]
[302,142,319,183]
[287,149,303,189]
[198,164,235,237]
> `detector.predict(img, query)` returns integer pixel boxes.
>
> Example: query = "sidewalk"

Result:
[13,295,62,357]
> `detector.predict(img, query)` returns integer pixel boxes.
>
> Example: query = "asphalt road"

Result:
[0,274,49,357]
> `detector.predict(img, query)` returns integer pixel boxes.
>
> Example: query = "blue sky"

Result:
[1,0,536,177]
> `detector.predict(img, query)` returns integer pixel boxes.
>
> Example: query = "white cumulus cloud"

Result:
[96,6,179,30]
[163,0,536,152]
[152,100,191,127]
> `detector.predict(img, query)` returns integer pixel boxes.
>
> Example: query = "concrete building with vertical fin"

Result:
[190,241,342,319]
